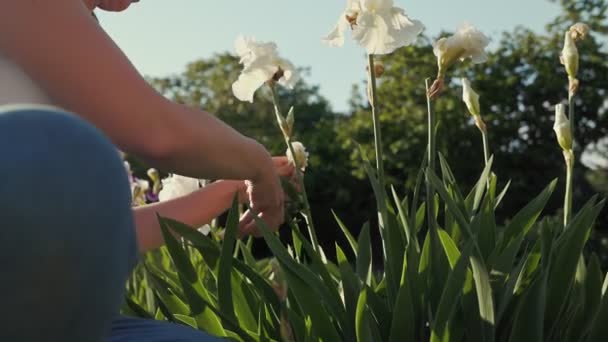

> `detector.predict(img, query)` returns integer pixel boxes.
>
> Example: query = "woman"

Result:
[0,0,290,340]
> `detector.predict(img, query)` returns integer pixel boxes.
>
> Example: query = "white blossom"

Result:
[198,224,211,236]
[461,78,480,117]
[232,36,299,103]
[158,174,200,202]
[286,141,309,172]
[433,23,489,78]
[560,23,589,95]
[323,0,424,55]
[554,104,572,151]
[569,23,590,42]
[561,31,579,82]
[131,179,149,207]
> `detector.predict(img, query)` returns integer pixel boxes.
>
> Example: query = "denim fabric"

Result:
[109,316,225,341]
[0,106,222,342]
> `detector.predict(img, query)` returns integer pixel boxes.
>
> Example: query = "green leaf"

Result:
[564,254,604,341]
[124,296,153,319]
[290,225,346,322]
[431,243,473,342]
[490,233,525,277]
[494,180,511,210]
[365,286,391,340]
[357,223,373,285]
[588,272,608,342]
[238,239,257,268]
[472,156,494,213]
[438,152,457,186]
[495,244,532,323]
[477,195,497,261]
[418,229,431,275]
[337,245,361,342]
[359,146,401,304]
[438,229,461,269]
[426,169,472,239]
[470,255,495,342]
[415,203,426,233]
[153,291,177,323]
[500,179,557,250]
[286,306,307,342]
[232,259,280,312]
[410,150,428,232]
[392,186,413,248]
[546,198,604,327]
[508,271,548,342]
[158,216,225,336]
[255,216,345,340]
[160,217,221,268]
[173,314,198,328]
[144,264,190,316]
[218,196,240,322]
[283,266,342,342]
[581,254,604,334]
[234,274,262,334]
[389,251,416,342]
[180,280,256,342]
[333,210,359,256]
[356,288,373,342]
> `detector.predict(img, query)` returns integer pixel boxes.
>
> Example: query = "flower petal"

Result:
[277,59,299,89]
[158,175,200,202]
[353,12,389,54]
[232,64,277,102]
[322,13,350,47]
[387,7,424,46]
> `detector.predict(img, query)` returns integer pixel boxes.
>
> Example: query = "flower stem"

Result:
[269,86,320,252]
[569,93,575,139]
[563,149,574,228]
[367,54,385,189]
[425,78,437,232]
[562,92,576,230]
[481,129,490,166]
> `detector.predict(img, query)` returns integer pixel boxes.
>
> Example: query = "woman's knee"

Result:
[0,106,137,341]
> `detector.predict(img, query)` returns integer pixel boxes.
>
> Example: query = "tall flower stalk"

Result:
[426,24,489,225]
[554,104,574,227]
[425,78,437,231]
[367,54,385,189]
[557,22,589,227]
[323,0,424,189]
[461,78,490,166]
[429,24,490,98]
[269,86,320,252]
[323,0,423,258]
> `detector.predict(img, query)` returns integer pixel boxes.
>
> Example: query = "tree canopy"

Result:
[142,0,608,261]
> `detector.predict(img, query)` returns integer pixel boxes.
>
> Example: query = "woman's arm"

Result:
[0,0,268,180]
[0,0,284,230]
[134,180,240,252]
[135,157,294,251]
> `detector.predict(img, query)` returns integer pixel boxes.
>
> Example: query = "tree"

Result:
[339,14,608,225]
[147,53,364,254]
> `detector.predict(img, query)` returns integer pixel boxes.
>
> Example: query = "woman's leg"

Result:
[0,106,137,342]
[109,316,226,342]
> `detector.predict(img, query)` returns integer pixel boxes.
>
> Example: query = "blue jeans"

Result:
[0,106,222,341]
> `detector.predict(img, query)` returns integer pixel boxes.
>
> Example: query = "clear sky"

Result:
[97,0,561,113]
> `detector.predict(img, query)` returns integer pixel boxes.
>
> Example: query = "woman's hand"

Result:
[222,157,296,236]
[93,0,139,12]
[233,157,295,202]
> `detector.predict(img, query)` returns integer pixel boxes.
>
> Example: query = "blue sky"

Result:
[97,0,561,112]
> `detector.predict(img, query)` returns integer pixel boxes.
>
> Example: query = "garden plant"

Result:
[122,1,608,341]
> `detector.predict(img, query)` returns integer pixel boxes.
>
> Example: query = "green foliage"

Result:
[124,149,605,341]
[118,2,608,341]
